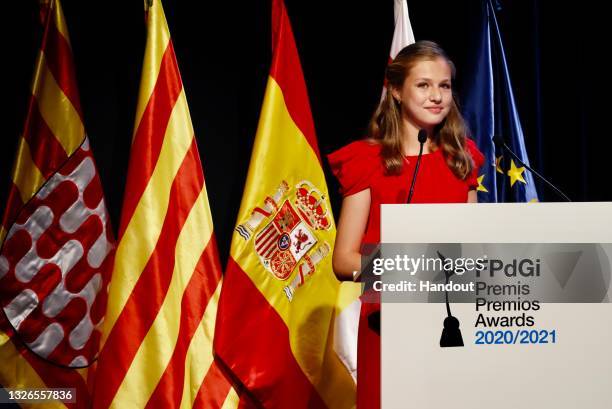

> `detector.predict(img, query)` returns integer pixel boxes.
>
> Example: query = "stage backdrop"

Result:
[2,0,610,264]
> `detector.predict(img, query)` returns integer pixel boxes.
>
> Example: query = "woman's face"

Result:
[392,57,453,130]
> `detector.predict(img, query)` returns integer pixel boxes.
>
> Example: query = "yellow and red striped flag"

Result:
[91,1,234,408]
[1,1,114,407]
[214,1,355,407]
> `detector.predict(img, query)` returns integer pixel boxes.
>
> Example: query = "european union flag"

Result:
[461,0,539,202]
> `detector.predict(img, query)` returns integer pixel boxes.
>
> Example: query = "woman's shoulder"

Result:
[328,139,382,162]
[327,139,383,197]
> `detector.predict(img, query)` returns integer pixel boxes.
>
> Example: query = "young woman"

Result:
[328,40,484,408]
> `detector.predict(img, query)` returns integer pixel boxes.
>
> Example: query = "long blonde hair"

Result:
[367,40,473,179]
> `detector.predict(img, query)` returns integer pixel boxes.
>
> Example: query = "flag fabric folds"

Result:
[352,3,416,408]
[334,0,417,388]
[91,1,232,408]
[389,0,415,60]
[214,0,354,408]
[380,0,415,101]
[461,0,539,202]
[0,0,114,407]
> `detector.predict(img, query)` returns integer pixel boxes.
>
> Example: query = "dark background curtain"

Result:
[2,0,610,266]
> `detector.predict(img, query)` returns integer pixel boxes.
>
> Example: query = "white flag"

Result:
[335,0,416,382]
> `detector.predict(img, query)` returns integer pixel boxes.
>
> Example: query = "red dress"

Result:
[328,138,484,409]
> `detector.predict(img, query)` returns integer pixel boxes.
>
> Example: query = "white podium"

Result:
[381,202,612,409]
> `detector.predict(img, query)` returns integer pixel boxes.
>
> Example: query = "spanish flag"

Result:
[214,1,355,407]
[1,1,113,407]
[91,1,234,407]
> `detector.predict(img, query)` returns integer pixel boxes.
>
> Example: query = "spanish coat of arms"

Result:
[235,180,332,301]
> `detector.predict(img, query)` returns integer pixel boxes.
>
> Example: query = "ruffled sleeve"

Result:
[465,138,485,190]
[327,140,382,197]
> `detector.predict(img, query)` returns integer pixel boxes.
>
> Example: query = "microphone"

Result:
[436,251,464,348]
[493,135,571,202]
[406,129,428,203]
[417,129,428,144]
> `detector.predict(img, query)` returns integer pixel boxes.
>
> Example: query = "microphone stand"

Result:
[437,251,464,347]
[494,135,571,202]
[407,130,428,203]
[369,130,427,335]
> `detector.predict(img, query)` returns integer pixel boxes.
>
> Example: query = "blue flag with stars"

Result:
[461,0,539,202]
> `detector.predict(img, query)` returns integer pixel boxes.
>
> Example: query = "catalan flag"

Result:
[0,0,114,407]
[91,1,233,408]
[214,0,354,407]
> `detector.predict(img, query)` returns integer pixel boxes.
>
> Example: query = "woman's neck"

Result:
[401,119,433,156]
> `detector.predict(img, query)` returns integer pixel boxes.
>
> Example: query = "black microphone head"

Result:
[417,129,428,144]
[493,134,504,147]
